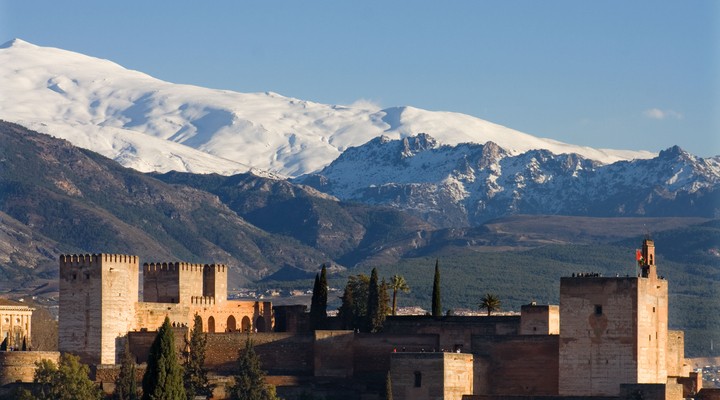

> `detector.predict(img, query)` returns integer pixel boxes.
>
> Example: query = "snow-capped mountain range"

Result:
[297,134,720,226]
[0,39,655,178]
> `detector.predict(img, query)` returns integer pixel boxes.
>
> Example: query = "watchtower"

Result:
[558,239,668,396]
[58,254,139,365]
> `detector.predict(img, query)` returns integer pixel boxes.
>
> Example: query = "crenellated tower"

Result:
[58,254,139,365]
[559,238,668,396]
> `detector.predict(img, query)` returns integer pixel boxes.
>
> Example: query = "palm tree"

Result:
[480,293,501,316]
[390,274,410,316]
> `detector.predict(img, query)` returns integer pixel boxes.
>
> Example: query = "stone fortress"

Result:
[1,238,712,399]
[58,254,272,365]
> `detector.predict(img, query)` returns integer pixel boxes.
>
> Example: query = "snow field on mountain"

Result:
[0,39,656,177]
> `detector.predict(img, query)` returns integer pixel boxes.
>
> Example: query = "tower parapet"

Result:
[59,253,139,365]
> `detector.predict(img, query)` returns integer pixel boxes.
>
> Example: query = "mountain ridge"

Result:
[0,39,656,178]
[296,133,720,226]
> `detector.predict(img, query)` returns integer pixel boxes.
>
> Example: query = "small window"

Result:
[73,274,77,280]
[594,305,603,315]
[85,273,90,279]
[414,371,422,388]
[653,307,655,313]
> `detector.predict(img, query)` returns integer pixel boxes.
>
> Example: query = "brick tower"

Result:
[558,239,668,396]
[58,254,139,365]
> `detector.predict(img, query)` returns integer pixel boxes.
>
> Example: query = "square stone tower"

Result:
[59,254,139,365]
[559,239,668,396]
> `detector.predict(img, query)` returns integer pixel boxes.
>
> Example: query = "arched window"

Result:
[227,315,237,332]
[207,316,215,333]
[241,316,251,332]
[256,316,266,332]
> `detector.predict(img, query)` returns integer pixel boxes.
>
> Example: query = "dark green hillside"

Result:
[265,220,719,357]
[0,121,328,289]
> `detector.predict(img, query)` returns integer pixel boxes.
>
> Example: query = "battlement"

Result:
[144,261,205,273]
[204,264,226,273]
[59,253,138,268]
[191,296,216,305]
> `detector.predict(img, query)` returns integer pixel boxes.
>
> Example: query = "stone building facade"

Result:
[0,299,33,350]
[58,254,272,365]
[559,239,673,396]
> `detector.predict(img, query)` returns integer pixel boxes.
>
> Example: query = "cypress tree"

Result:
[184,314,211,400]
[318,264,328,324]
[385,371,393,400]
[338,280,355,330]
[366,268,380,332]
[114,340,139,400]
[309,273,321,330]
[141,317,185,400]
[229,337,278,400]
[432,259,442,317]
[309,265,329,330]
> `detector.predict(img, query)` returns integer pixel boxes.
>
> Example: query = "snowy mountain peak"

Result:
[1,39,658,177]
[0,38,34,49]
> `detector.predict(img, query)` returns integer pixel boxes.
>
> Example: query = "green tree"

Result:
[390,274,410,316]
[33,353,102,400]
[184,314,211,400]
[366,268,381,332]
[338,274,370,330]
[142,317,186,400]
[114,340,139,400]
[337,280,355,330]
[431,259,442,318]
[229,337,279,400]
[309,265,328,330]
[385,371,393,400]
[480,293,501,316]
[378,278,391,323]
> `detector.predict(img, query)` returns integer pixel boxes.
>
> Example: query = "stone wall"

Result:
[0,351,59,385]
[472,334,558,395]
[391,352,473,400]
[204,332,315,375]
[666,330,686,377]
[619,383,683,400]
[520,304,559,335]
[559,277,640,396]
[353,333,439,380]
[383,316,519,353]
[59,254,139,365]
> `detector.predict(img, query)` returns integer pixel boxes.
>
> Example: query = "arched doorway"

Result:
[227,315,237,332]
[208,316,215,333]
[255,316,266,332]
[241,316,251,332]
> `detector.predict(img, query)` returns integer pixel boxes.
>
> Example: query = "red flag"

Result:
[636,249,642,261]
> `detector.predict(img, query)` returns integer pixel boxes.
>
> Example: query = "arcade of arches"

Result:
[204,315,267,333]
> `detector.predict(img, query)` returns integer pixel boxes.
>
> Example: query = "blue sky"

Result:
[1,1,718,157]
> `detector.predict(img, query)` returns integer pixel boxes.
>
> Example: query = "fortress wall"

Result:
[471,335,559,396]
[59,254,139,365]
[128,327,188,364]
[314,330,354,377]
[135,302,194,331]
[192,300,271,333]
[666,330,686,377]
[637,278,669,383]
[383,316,520,353]
[520,304,559,335]
[390,352,473,400]
[203,264,227,303]
[559,277,639,396]
[0,351,59,385]
[203,332,315,375]
[352,333,439,378]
